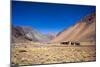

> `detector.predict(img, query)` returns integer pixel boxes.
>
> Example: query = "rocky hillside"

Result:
[51,13,96,43]
[12,26,53,43]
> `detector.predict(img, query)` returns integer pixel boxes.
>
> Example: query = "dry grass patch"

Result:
[11,43,96,65]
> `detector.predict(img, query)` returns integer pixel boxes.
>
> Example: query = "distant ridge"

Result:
[12,26,54,43]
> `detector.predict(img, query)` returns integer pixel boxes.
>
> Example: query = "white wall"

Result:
[15,0,96,5]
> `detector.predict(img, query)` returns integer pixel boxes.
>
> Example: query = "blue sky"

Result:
[12,1,96,34]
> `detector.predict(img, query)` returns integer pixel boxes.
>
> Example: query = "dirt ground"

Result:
[11,42,96,66]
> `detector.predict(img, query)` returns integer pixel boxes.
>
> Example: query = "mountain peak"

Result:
[80,13,96,24]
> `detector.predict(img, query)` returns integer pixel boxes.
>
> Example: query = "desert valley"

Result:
[11,13,96,66]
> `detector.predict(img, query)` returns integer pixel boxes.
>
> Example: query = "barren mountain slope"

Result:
[51,13,96,43]
[12,26,53,43]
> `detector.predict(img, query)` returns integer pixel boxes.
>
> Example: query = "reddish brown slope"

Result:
[51,13,96,43]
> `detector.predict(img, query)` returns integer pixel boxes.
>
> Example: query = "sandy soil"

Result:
[11,42,96,66]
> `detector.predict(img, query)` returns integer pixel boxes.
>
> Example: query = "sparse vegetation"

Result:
[11,42,96,65]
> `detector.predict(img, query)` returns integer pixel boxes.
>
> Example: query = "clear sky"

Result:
[12,1,96,34]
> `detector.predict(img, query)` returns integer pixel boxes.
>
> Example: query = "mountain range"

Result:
[12,26,54,43]
[12,13,96,44]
